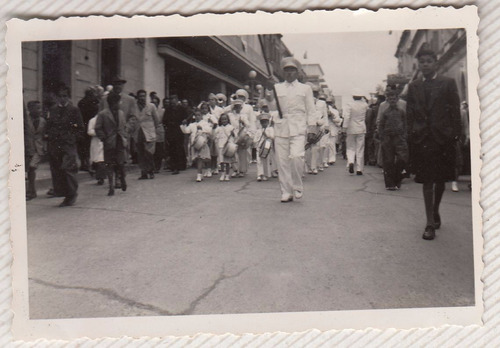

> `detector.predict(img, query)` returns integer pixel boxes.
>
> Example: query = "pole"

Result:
[257,34,283,119]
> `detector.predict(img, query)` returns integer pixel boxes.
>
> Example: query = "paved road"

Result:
[26,157,475,319]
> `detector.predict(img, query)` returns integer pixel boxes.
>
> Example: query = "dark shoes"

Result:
[108,188,115,196]
[148,172,155,179]
[97,178,104,185]
[422,225,436,240]
[121,179,127,192]
[172,170,179,175]
[138,175,148,180]
[348,163,354,174]
[59,194,77,207]
[356,171,363,175]
[434,213,441,229]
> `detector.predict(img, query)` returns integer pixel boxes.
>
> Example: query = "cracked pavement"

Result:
[26,157,475,319]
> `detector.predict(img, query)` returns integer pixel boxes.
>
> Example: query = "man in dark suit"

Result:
[24,100,46,200]
[406,48,462,240]
[95,92,130,196]
[163,94,187,174]
[45,84,84,207]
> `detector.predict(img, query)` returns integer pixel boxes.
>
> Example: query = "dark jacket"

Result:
[45,103,84,147]
[95,108,128,151]
[406,75,461,145]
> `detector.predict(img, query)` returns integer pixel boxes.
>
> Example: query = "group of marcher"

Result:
[23,49,470,241]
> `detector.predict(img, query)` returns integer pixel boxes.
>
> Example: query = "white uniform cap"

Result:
[352,88,365,97]
[235,89,249,102]
[280,57,301,70]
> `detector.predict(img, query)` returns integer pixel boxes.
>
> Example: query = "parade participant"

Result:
[199,101,219,176]
[343,88,368,175]
[216,93,227,109]
[77,86,99,171]
[103,76,139,170]
[180,108,213,182]
[24,101,46,200]
[234,89,257,163]
[253,113,275,181]
[87,113,106,185]
[163,94,188,174]
[406,48,461,240]
[273,57,317,202]
[315,92,329,172]
[208,93,224,121]
[325,96,342,166]
[45,84,84,207]
[378,89,409,190]
[215,113,236,181]
[228,98,252,177]
[135,90,159,180]
[95,92,130,196]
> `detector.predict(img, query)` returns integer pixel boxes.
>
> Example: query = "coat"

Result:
[24,115,46,168]
[343,99,368,135]
[95,108,128,153]
[134,102,159,143]
[406,75,461,145]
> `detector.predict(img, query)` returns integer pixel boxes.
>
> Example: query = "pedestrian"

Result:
[102,76,139,171]
[450,101,470,192]
[229,98,252,178]
[163,94,188,175]
[406,48,462,240]
[77,86,99,172]
[135,90,159,180]
[253,113,275,181]
[343,88,368,175]
[215,113,236,182]
[273,57,317,202]
[154,99,166,173]
[325,96,342,166]
[45,84,84,207]
[95,92,130,196]
[181,108,213,182]
[87,114,106,185]
[24,100,46,200]
[377,89,409,190]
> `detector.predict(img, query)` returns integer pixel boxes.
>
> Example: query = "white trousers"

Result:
[274,135,306,196]
[346,133,365,172]
[257,154,271,177]
[325,135,337,163]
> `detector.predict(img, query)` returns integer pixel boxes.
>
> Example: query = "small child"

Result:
[87,114,106,185]
[215,113,236,181]
[377,89,409,190]
[181,109,213,182]
[253,113,274,181]
[199,101,219,177]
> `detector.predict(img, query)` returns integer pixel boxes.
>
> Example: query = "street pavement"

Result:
[26,156,475,319]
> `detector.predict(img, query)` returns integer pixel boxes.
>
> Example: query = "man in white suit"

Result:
[274,57,317,202]
[343,89,368,175]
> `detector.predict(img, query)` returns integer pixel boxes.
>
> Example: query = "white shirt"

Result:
[273,80,317,137]
[343,99,368,135]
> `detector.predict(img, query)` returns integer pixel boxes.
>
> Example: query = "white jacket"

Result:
[343,99,368,134]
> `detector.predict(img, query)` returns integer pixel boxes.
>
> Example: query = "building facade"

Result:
[394,28,468,102]
[22,34,291,111]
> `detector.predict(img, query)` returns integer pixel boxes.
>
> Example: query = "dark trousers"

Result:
[365,134,376,165]
[136,129,156,174]
[381,133,408,188]
[93,162,107,181]
[154,141,165,171]
[77,135,90,168]
[166,131,186,171]
[48,143,78,198]
[26,167,36,198]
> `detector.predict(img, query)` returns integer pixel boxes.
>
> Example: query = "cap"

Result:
[216,93,227,102]
[280,57,301,71]
[111,75,127,84]
[235,89,249,101]
[326,96,334,103]
[352,88,364,97]
[231,98,244,106]
[319,93,327,100]
[260,113,271,121]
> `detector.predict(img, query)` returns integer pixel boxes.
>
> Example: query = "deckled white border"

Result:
[2,4,482,346]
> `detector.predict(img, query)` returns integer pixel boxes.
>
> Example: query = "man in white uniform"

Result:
[325,96,343,165]
[274,57,317,202]
[343,89,368,175]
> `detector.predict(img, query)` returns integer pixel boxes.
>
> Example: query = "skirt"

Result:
[411,137,455,184]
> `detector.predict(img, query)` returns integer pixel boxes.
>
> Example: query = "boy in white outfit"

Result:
[254,113,275,181]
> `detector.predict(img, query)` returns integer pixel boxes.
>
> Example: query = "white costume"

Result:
[253,126,275,178]
[88,115,104,163]
[343,98,368,172]
[308,98,328,172]
[274,79,317,199]
[180,119,213,160]
[325,105,342,164]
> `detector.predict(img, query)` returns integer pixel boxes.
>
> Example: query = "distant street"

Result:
[27,157,475,319]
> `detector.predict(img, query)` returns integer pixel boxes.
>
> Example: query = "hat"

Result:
[326,96,334,103]
[235,89,249,102]
[111,75,127,84]
[231,98,244,106]
[216,93,227,102]
[319,93,327,100]
[259,99,269,107]
[280,57,301,70]
[352,88,364,97]
[260,113,271,121]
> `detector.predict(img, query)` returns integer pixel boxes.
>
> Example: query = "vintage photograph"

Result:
[9,7,482,339]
